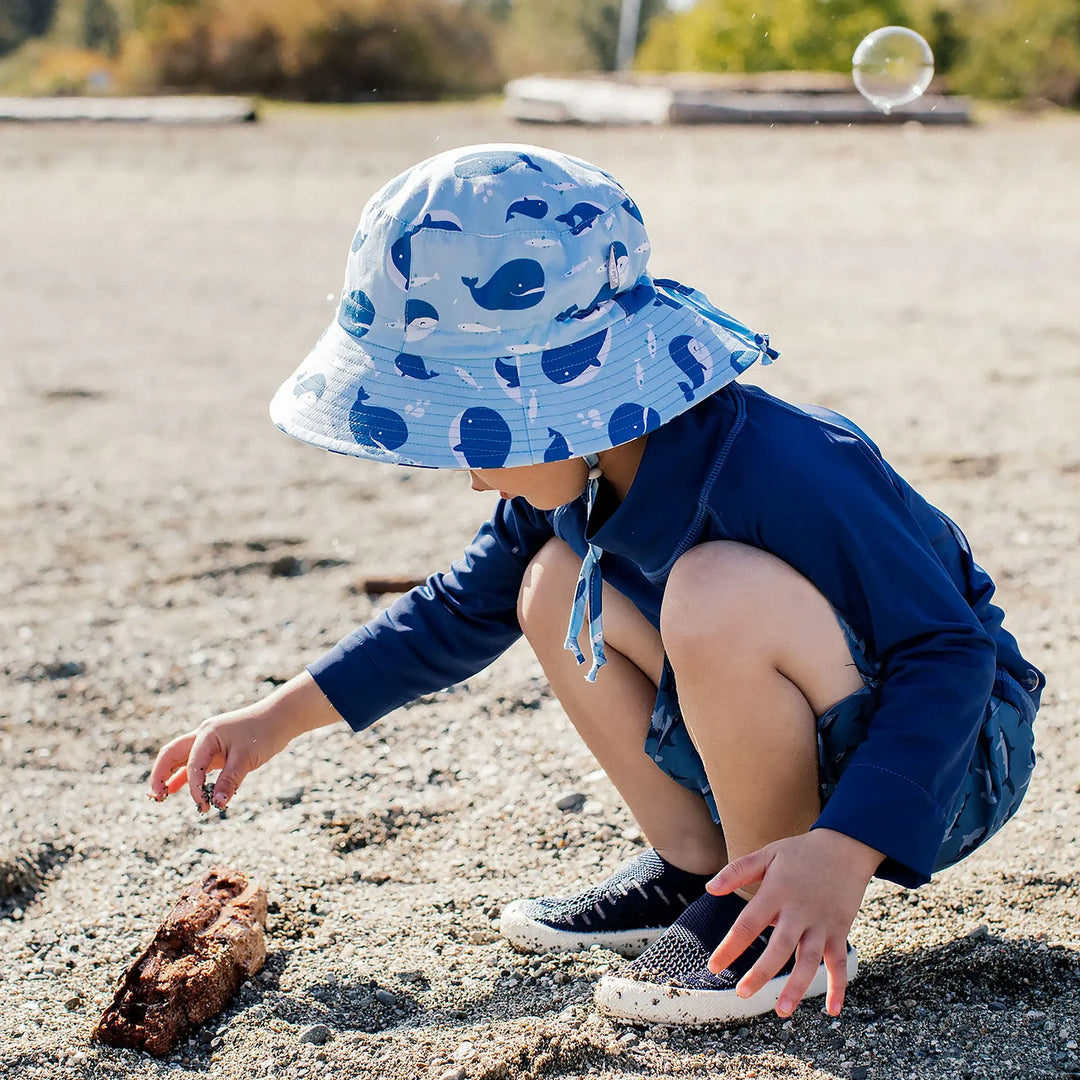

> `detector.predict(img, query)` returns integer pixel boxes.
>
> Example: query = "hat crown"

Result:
[339,144,651,359]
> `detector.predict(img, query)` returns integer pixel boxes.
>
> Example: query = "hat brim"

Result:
[269,278,771,469]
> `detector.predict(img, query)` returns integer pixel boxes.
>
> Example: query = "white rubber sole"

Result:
[498,899,667,959]
[595,947,859,1025]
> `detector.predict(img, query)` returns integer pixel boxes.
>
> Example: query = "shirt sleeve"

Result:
[718,414,998,886]
[307,497,555,732]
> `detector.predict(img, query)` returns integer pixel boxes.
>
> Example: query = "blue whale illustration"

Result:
[544,427,571,462]
[669,334,710,402]
[541,328,610,385]
[453,151,542,180]
[608,402,661,446]
[621,197,644,224]
[394,353,439,380]
[339,289,376,338]
[651,276,697,311]
[453,407,513,468]
[493,355,521,389]
[293,372,327,399]
[348,388,408,451]
[462,259,545,311]
[388,214,463,289]
[728,348,757,373]
[404,298,440,337]
[555,202,605,235]
[613,281,655,317]
[506,196,548,222]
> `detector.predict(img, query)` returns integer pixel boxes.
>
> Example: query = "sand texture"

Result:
[1,102,1078,1079]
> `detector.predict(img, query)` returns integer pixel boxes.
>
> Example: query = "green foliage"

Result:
[638,0,1080,105]
[944,0,1080,103]
[83,0,120,53]
[2,0,1077,103]
[640,0,916,74]
[118,0,502,100]
[493,0,668,76]
[0,0,58,56]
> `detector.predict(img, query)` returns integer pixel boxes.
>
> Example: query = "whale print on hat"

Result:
[462,259,546,311]
[348,388,409,451]
[668,334,714,402]
[506,196,548,222]
[270,142,776,469]
[450,407,514,468]
[541,329,610,386]
[394,353,440,380]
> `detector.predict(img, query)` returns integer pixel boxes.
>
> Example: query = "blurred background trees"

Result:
[1,0,1077,106]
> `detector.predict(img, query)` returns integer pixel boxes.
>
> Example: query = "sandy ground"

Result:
[1,101,1079,1080]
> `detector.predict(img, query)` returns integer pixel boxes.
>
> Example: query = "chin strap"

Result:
[563,453,607,682]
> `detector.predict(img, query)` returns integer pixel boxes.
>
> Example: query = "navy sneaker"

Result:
[595,891,858,1024]
[499,849,714,958]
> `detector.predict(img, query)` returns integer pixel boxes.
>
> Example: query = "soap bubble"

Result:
[852,26,935,115]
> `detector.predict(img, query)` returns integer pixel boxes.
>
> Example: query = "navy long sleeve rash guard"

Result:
[309,383,1042,887]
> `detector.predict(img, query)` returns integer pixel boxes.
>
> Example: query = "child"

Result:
[148,143,1043,1026]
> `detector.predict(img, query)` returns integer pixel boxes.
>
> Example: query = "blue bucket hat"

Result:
[270,143,775,470]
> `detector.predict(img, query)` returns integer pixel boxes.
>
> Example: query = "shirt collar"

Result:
[585,390,738,572]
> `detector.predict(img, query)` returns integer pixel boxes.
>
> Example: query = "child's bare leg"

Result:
[660,541,865,884]
[519,538,727,876]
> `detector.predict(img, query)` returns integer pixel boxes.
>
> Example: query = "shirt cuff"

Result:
[812,762,949,888]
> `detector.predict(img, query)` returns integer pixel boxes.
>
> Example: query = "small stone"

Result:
[555,793,586,813]
[621,827,643,843]
[299,1024,331,1046]
[451,1041,476,1061]
[277,787,305,808]
[967,924,990,940]
[64,997,82,1011]
[851,1068,869,1080]
[374,989,398,1008]
[438,1070,467,1080]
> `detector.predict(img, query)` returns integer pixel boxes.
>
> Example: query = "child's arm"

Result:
[147,671,342,812]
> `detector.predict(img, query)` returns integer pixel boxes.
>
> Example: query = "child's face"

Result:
[468,459,587,511]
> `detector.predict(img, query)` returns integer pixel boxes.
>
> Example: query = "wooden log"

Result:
[503,75,971,126]
[92,867,268,1058]
[0,96,257,124]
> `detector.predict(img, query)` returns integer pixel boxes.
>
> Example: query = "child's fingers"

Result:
[707,900,771,976]
[185,730,225,811]
[772,933,826,1016]
[822,937,850,1016]
[706,848,767,896]
[732,920,802,1000]
[209,755,250,810]
[147,734,197,800]
[165,767,189,795]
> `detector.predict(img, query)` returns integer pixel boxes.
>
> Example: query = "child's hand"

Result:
[705,829,883,1018]
[146,671,342,812]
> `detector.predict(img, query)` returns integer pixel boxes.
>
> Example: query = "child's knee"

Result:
[660,542,798,659]
[517,538,580,638]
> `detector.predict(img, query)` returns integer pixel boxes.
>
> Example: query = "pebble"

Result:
[555,793,586,812]
[374,989,398,1007]
[438,1070,466,1080]
[451,1041,476,1061]
[63,997,81,1011]
[299,1024,332,1046]
[278,786,305,808]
